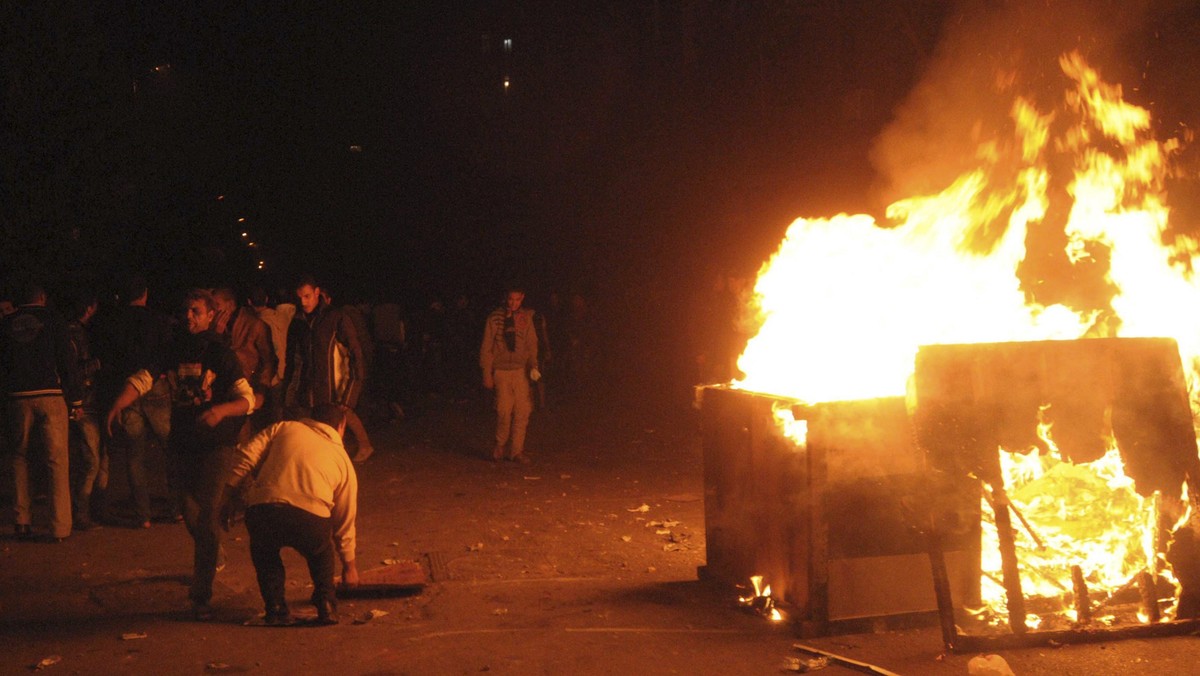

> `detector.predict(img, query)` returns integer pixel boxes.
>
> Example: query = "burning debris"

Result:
[738,575,785,623]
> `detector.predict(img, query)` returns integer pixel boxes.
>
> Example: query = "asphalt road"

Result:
[2,387,1199,674]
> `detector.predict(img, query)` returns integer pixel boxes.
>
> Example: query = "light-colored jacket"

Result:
[229,419,358,561]
[480,307,538,374]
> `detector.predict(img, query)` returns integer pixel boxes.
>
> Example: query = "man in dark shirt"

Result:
[0,281,83,542]
[106,289,254,619]
[93,276,173,527]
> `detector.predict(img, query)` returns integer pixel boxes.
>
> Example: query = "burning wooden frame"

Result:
[915,337,1200,650]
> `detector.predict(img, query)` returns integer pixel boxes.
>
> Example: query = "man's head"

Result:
[248,286,269,309]
[122,275,149,306]
[295,274,322,314]
[184,289,217,334]
[211,287,238,316]
[505,287,525,314]
[311,403,348,438]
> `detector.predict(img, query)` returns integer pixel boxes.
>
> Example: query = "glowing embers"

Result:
[738,575,785,623]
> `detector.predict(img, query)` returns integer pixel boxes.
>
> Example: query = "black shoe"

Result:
[314,599,338,625]
[14,524,33,541]
[192,603,214,621]
[73,518,96,532]
[264,605,292,626]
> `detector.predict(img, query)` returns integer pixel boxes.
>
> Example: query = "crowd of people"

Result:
[0,272,600,623]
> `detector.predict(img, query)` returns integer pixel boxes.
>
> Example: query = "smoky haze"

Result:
[866,0,1200,317]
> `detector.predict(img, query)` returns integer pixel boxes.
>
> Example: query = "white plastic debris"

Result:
[121,632,148,640]
[967,654,1015,676]
[34,655,62,670]
[626,504,650,513]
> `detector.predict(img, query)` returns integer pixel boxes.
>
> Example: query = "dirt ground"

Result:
[3,380,1200,675]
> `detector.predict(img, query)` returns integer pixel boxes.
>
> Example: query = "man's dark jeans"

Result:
[245,502,335,614]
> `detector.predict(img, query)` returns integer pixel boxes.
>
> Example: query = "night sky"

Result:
[4,2,1199,384]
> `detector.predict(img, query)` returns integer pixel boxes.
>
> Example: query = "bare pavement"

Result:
[2,385,1199,675]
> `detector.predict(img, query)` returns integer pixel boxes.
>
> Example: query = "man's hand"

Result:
[218,487,242,531]
[198,407,226,428]
[482,371,494,390]
[104,406,123,437]
[339,558,360,590]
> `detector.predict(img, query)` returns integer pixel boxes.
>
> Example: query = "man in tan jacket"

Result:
[480,286,539,464]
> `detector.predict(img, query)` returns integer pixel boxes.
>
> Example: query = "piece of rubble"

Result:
[121,632,147,640]
[33,655,62,670]
[626,504,650,513]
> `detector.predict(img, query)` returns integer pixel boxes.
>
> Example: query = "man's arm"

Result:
[479,313,497,389]
[105,369,154,436]
[255,321,277,389]
[331,461,359,588]
[337,310,365,409]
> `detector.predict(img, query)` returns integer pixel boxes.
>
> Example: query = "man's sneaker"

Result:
[192,603,214,621]
[491,444,505,462]
[314,599,338,625]
[510,453,532,465]
[14,524,33,541]
[215,544,227,573]
[264,605,292,626]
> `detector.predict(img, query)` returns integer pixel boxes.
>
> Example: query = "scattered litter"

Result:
[663,543,687,552]
[204,663,232,673]
[967,654,1015,676]
[647,566,656,573]
[33,655,61,670]
[627,504,650,513]
[643,428,655,434]
[784,656,829,672]
[353,609,389,624]
[655,529,671,535]
[121,632,147,640]
[523,476,541,481]
[559,474,571,480]
[647,520,680,528]
[621,535,633,543]
[492,608,508,615]
[381,558,401,565]
[467,542,485,552]
[390,542,400,546]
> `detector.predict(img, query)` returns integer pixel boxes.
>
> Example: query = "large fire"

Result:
[733,52,1200,628]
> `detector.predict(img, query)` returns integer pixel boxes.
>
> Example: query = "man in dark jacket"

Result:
[0,280,83,542]
[93,276,173,527]
[283,276,370,461]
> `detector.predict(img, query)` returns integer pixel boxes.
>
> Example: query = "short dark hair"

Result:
[310,403,346,430]
[249,286,269,308]
[295,273,319,291]
[211,287,237,304]
[185,288,216,313]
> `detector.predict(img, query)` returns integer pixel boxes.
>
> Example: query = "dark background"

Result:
[4,1,1199,393]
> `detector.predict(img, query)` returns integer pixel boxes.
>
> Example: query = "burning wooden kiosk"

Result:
[700,337,1200,645]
